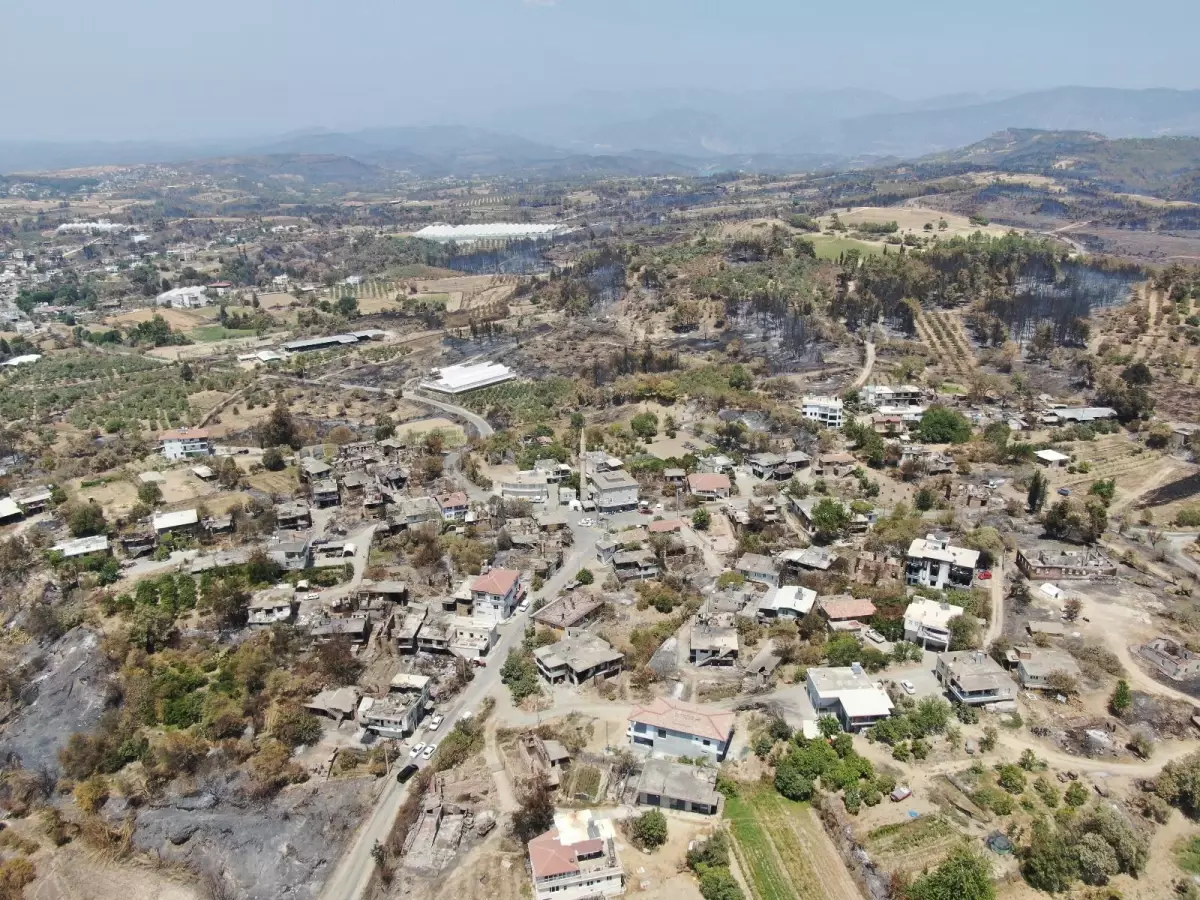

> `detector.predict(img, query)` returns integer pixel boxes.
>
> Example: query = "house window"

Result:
[702,739,710,747]
[657,728,667,738]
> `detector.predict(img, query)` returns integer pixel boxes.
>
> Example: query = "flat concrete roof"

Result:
[636,758,721,807]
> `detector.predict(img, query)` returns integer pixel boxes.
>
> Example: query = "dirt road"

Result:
[984,556,1005,648]
[849,340,875,391]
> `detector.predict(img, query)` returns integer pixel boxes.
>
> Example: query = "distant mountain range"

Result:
[4,86,1200,179]
[917,128,1200,201]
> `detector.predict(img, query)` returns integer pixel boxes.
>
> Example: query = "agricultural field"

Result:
[863,814,963,880]
[189,324,257,342]
[0,350,242,432]
[725,788,860,900]
[808,233,885,260]
[817,206,1014,243]
[913,308,978,382]
[458,377,577,425]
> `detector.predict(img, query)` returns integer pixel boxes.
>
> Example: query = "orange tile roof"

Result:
[471,567,519,596]
[687,472,730,493]
[528,828,604,879]
[648,519,683,533]
[627,696,735,742]
[819,595,877,620]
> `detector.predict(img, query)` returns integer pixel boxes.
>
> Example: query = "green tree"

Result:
[259,396,300,449]
[512,775,556,843]
[810,498,850,543]
[1109,679,1132,715]
[336,295,359,318]
[775,763,814,801]
[907,846,996,900]
[630,412,659,441]
[375,415,396,441]
[630,809,668,850]
[65,501,107,537]
[1027,470,1048,513]
[262,446,286,471]
[576,568,594,585]
[1064,780,1089,808]
[692,506,711,531]
[1022,822,1078,893]
[917,406,973,444]
[137,480,163,506]
[947,615,980,651]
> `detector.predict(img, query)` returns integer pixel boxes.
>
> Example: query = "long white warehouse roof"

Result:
[420,362,515,394]
[413,223,564,242]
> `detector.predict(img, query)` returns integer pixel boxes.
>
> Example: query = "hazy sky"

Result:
[4,0,1198,141]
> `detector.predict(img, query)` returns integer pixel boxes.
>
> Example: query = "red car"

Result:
[977,570,993,580]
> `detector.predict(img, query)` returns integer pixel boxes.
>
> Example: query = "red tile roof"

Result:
[627,696,735,742]
[471,567,519,597]
[437,491,469,509]
[528,828,603,879]
[819,595,877,620]
[648,519,683,533]
[159,427,210,441]
[687,473,730,493]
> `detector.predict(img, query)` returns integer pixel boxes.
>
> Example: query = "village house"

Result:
[299,457,333,483]
[613,549,659,581]
[470,567,522,622]
[1009,647,1083,690]
[533,633,624,685]
[698,454,735,475]
[863,384,924,408]
[1139,637,1200,680]
[276,500,313,530]
[436,490,470,521]
[311,479,340,508]
[303,686,360,723]
[686,472,731,500]
[1016,545,1118,581]
[152,508,199,536]
[356,580,409,605]
[247,585,297,626]
[310,615,372,644]
[906,535,980,589]
[10,485,52,515]
[628,696,735,763]
[520,734,572,788]
[52,535,111,559]
[449,616,499,659]
[268,537,310,571]
[818,595,877,630]
[689,621,739,666]
[393,495,442,528]
[734,553,779,587]
[936,650,1019,705]
[814,452,857,478]
[158,427,213,461]
[800,395,845,429]
[590,468,640,513]
[755,585,817,623]
[806,665,894,731]
[635,758,722,816]
[499,471,552,504]
[1035,448,1070,469]
[903,598,964,650]
[528,813,625,900]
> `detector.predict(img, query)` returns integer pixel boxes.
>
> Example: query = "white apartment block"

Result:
[800,395,844,429]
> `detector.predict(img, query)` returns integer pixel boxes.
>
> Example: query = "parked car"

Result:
[427,715,445,732]
[518,599,530,612]
[396,764,419,784]
[890,786,913,802]
[901,680,916,695]
[1058,488,1071,496]
[422,744,437,760]
[864,628,886,644]
[978,570,992,580]
[409,743,426,758]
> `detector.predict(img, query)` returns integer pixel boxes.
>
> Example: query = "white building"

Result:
[903,598,964,650]
[152,508,199,534]
[906,535,980,590]
[862,384,924,408]
[420,361,515,394]
[415,223,566,243]
[806,665,894,731]
[470,568,522,622]
[499,471,552,504]
[155,286,212,309]
[800,395,845,429]
[247,586,297,626]
[590,469,639,513]
[755,585,817,622]
[159,427,213,461]
[528,811,624,900]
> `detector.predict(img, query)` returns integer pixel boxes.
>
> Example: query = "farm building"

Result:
[420,361,515,394]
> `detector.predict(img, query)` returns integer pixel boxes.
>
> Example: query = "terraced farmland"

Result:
[726,788,860,900]
[864,814,961,879]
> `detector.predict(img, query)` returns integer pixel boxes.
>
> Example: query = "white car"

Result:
[409,742,426,758]
[518,599,530,612]
[422,744,437,760]
[901,680,916,695]
[427,715,444,732]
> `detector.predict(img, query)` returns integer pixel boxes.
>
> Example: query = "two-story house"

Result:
[627,696,735,763]
[159,427,213,461]
[470,567,522,622]
[906,536,980,589]
[935,651,1018,706]
[590,469,639,513]
[436,490,470,522]
[686,472,731,500]
[528,814,624,900]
